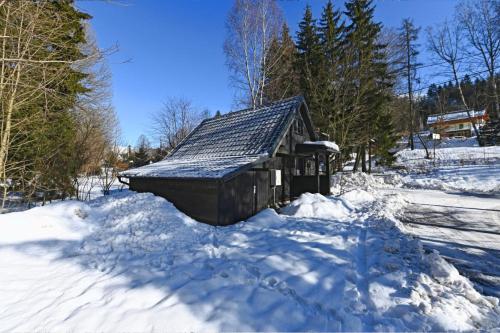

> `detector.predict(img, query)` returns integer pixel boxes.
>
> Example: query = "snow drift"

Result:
[0,181,498,331]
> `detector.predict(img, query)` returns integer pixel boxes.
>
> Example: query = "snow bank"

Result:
[409,136,480,150]
[280,192,351,220]
[331,171,402,195]
[0,200,92,244]
[400,165,500,193]
[340,189,375,209]
[0,181,498,331]
[396,146,500,168]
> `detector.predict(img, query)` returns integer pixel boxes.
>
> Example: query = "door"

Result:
[253,170,269,213]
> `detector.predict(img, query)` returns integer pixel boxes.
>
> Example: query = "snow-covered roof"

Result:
[427,110,486,125]
[121,97,305,179]
[120,155,268,179]
[303,140,339,152]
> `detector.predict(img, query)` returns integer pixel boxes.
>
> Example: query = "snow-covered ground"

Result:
[75,176,126,201]
[0,178,498,331]
[1,177,126,214]
[392,187,500,298]
[400,164,500,193]
[395,145,500,169]
[390,145,500,298]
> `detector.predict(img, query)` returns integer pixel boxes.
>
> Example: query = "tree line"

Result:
[2,0,498,207]
[224,0,500,165]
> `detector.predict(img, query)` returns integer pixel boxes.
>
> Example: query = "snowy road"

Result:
[388,188,500,298]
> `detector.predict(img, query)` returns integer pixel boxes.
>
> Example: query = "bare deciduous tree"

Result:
[427,20,481,137]
[457,0,500,119]
[72,27,120,199]
[224,0,283,108]
[151,97,206,152]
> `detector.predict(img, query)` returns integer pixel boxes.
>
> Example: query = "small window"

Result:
[295,118,304,135]
[459,124,464,129]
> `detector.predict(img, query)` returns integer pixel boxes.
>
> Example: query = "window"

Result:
[295,118,304,135]
[459,124,464,129]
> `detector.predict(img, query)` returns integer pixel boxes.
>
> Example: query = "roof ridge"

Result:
[209,96,302,120]
[428,109,485,117]
[166,153,268,161]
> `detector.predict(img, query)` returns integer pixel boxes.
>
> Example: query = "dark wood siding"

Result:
[218,169,271,225]
[291,175,330,197]
[129,177,219,225]
[219,172,254,225]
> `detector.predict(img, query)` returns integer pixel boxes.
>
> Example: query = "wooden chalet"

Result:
[119,96,339,226]
[427,110,488,138]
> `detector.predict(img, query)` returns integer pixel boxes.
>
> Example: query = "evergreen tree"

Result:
[295,5,325,127]
[374,110,397,166]
[263,23,299,102]
[4,1,92,199]
[418,77,493,119]
[318,1,346,142]
[344,0,394,171]
[319,0,345,68]
[133,135,152,167]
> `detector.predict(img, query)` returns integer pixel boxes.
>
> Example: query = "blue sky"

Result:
[76,0,458,145]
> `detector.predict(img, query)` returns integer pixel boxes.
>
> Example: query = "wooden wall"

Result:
[129,177,219,225]
[291,175,330,197]
[218,170,270,225]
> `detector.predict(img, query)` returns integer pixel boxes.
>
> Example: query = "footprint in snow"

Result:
[266,277,278,287]
[245,265,261,279]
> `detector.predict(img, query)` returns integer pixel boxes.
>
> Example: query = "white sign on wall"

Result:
[270,169,282,186]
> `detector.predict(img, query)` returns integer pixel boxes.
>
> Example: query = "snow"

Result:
[407,136,480,150]
[1,176,126,214]
[401,164,500,193]
[396,146,500,168]
[394,144,500,193]
[384,143,500,301]
[386,186,500,298]
[303,140,340,152]
[120,154,268,179]
[280,192,352,220]
[121,97,304,180]
[0,174,498,330]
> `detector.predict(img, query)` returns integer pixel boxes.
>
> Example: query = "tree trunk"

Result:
[490,74,500,120]
[416,134,430,159]
[452,64,480,138]
[368,140,372,174]
[353,146,361,173]
[361,144,367,173]
[406,27,415,150]
[0,68,21,183]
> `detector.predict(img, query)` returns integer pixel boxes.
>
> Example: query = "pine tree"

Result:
[296,6,322,75]
[317,1,346,142]
[3,1,92,200]
[374,110,397,166]
[319,0,345,69]
[295,5,325,128]
[344,0,394,172]
[133,135,152,167]
[263,23,299,102]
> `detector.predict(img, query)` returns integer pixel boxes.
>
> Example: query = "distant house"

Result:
[119,96,339,226]
[427,110,488,137]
